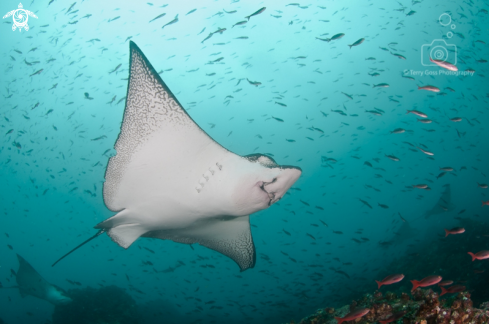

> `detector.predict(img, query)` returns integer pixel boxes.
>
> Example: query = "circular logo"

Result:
[13,9,28,27]
[439,13,451,26]
[430,46,448,61]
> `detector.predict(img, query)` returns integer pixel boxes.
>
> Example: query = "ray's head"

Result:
[234,154,301,213]
[48,285,72,305]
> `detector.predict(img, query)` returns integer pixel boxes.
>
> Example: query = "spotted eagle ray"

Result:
[2,254,72,305]
[53,41,302,271]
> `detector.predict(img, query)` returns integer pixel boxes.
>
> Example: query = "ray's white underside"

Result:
[97,42,301,271]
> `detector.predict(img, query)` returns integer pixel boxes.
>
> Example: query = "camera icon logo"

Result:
[421,39,457,66]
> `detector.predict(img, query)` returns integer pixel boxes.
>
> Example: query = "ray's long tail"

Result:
[52,229,106,267]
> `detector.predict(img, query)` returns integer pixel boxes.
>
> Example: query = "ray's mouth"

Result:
[260,178,278,206]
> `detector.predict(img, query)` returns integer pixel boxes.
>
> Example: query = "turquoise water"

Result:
[0,0,488,323]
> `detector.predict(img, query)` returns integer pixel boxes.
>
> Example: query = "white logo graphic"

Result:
[420,13,457,67]
[3,3,38,32]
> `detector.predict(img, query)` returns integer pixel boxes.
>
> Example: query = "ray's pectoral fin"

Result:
[143,216,256,271]
[105,224,147,248]
[94,209,147,249]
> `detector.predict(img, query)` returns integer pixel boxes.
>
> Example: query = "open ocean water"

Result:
[0,0,488,323]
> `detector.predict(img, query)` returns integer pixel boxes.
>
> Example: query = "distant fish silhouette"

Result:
[423,184,455,219]
[2,254,71,305]
[393,221,417,244]
[378,219,417,248]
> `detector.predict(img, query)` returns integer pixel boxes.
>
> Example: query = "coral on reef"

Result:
[290,288,489,324]
[52,285,139,324]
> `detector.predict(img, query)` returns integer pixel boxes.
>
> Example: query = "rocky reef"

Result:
[52,285,139,324]
[383,218,489,306]
[290,288,489,324]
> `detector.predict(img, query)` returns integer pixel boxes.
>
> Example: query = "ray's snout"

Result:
[263,167,302,205]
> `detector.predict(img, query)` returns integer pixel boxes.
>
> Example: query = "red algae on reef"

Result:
[289,288,489,324]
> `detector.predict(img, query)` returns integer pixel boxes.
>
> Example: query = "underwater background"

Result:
[0,0,488,323]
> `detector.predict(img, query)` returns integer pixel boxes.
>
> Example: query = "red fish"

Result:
[440,285,465,296]
[440,167,454,172]
[412,184,429,189]
[416,146,434,156]
[429,58,458,71]
[483,200,489,206]
[406,110,428,118]
[468,250,489,261]
[438,280,453,286]
[444,227,465,237]
[335,308,370,324]
[411,275,442,291]
[375,274,404,289]
[418,85,440,92]
[378,310,407,324]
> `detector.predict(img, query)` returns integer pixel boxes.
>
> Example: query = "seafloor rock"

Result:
[290,288,489,324]
[52,285,139,324]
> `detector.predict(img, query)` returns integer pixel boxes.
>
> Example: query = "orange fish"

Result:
[411,275,442,291]
[406,110,427,118]
[483,200,489,206]
[439,167,454,172]
[438,280,453,286]
[335,308,370,324]
[375,274,404,289]
[429,58,458,71]
[440,285,465,296]
[416,146,434,156]
[468,250,489,261]
[418,85,440,92]
[444,227,465,237]
[413,184,430,189]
